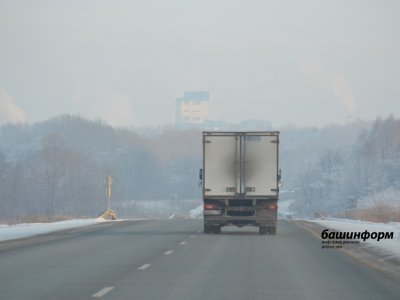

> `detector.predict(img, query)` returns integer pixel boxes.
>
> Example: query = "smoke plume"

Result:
[0,88,27,124]
[90,92,135,127]
[300,59,356,113]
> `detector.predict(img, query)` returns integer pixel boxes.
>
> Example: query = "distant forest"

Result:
[0,115,202,222]
[290,115,400,219]
[0,114,399,223]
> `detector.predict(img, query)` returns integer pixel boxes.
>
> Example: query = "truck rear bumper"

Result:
[204,215,277,227]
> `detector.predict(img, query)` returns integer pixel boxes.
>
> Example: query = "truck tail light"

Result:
[203,203,222,215]
[268,204,278,210]
[204,203,218,210]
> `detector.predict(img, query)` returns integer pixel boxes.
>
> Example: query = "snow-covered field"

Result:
[0,218,109,242]
[310,218,400,259]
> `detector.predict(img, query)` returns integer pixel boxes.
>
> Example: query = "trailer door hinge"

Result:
[270,140,279,144]
[245,187,255,192]
[205,188,211,192]
[226,187,236,192]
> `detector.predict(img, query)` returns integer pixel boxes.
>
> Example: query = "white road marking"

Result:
[190,235,196,238]
[137,263,151,270]
[92,286,114,298]
[164,250,173,255]
[180,241,187,245]
[197,230,202,233]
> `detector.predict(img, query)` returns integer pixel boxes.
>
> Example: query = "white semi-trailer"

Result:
[200,131,281,235]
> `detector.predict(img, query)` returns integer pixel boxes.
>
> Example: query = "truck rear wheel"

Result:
[259,226,268,235]
[268,226,277,235]
[204,224,221,234]
[213,225,221,234]
[204,224,212,234]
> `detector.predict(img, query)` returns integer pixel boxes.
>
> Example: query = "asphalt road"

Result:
[0,219,399,300]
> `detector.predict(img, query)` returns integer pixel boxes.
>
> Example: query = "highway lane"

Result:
[0,219,399,300]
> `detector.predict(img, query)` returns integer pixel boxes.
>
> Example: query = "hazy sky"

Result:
[0,0,399,127]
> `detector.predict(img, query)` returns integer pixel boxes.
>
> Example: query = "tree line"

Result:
[0,115,201,222]
[292,115,400,218]
[1,114,399,223]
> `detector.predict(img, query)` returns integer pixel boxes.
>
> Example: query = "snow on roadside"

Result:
[309,218,400,259]
[278,199,296,219]
[0,218,110,242]
[189,205,203,219]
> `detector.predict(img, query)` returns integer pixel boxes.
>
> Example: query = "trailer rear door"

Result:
[203,134,237,197]
[244,134,278,197]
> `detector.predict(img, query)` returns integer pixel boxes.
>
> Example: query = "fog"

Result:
[1,0,399,127]
[0,115,399,222]
[1,2,400,223]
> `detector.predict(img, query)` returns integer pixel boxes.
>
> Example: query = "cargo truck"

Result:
[199,131,281,235]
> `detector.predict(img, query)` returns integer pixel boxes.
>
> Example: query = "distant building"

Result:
[176,91,209,127]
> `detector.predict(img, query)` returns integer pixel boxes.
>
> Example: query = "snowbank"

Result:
[278,199,296,219]
[189,205,203,219]
[0,218,108,242]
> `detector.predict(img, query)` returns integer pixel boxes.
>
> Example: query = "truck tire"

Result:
[259,226,268,235]
[268,226,277,235]
[204,224,221,234]
[204,224,213,234]
[213,225,221,234]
